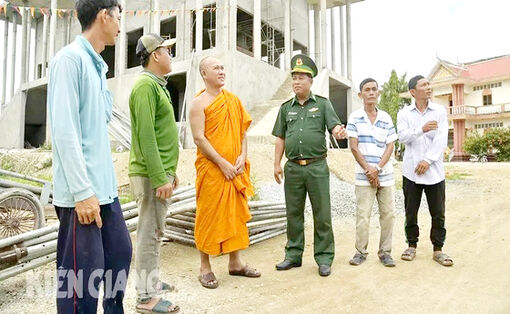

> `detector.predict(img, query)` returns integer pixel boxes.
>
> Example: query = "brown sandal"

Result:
[229,265,261,278]
[198,272,218,289]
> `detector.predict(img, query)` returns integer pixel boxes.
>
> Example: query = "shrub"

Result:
[464,127,510,161]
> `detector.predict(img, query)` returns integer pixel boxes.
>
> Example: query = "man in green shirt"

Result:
[273,54,347,277]
[129,33,179,313]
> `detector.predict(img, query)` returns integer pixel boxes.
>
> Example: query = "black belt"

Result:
[289,155,326,166]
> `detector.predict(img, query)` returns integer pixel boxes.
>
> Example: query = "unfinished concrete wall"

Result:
[0,92,26,148]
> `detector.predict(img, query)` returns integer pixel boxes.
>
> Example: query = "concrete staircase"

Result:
[247,76,293,145]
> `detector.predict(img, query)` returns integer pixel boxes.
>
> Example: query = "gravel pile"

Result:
[257,173,430,220]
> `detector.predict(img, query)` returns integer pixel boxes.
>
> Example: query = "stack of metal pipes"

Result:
[0,185,286,281]
[164,201,287,247]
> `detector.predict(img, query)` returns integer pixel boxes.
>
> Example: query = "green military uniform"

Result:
[272,54,342,266]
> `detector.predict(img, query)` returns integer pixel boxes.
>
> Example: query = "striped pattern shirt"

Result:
[347,107,398,186]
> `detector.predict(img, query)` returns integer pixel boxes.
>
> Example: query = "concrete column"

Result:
[117,0,127,76]
[33,15,38,80]
[66,13,72,45]
[320,0,327,69]
[346,0,352,80]
[313,6,320,68]
[284,0,291,70]
[10,13,18,97]
[452,84,466,159]
[152,0,160,34]
[331,7,338,72]
[228,0,237,51]
[42,14,48,77]
[195,0,203,52]
[49,0,57,59]
[215,0,229,51]
[2,17,9,105]
[253,0,261,59]
[176,2,185,59]
[26,11,32,82]
[21,8,28,85]
[339,6,345,77]
[184,1,192,58]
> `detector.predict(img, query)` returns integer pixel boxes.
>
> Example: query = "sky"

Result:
[347,0,510,88]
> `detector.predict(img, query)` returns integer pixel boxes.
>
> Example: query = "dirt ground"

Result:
[1,147,510,313]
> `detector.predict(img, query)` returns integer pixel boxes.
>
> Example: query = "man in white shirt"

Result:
[397,75,453,266]
[347,78,397,267]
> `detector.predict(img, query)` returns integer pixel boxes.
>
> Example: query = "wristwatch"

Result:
[375,165,382,173]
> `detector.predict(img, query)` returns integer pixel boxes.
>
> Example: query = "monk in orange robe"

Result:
[190,56,261,289]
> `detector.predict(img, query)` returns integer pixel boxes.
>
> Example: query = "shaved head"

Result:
[198,56,225,88]
[199,56,218,77]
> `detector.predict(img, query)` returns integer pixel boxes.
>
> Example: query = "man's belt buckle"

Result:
[298,159,307,166]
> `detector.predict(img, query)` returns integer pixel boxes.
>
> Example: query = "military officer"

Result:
[273,54,347,277]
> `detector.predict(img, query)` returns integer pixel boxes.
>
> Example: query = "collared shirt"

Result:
[397,100,448,185]
[272,92,342,160]
[48,35,117,207]
[128,71,179,189]
[347,107,397,187]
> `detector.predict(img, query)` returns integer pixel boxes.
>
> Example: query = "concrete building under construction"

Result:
[0,0,362,149]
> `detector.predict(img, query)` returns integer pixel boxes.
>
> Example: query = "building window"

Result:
[473,82,502,91]
[483,94,492,106]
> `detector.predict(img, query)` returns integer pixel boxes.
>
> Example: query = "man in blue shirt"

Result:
[48,1,132,312]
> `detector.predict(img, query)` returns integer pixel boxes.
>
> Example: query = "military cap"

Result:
[290,54,318,77]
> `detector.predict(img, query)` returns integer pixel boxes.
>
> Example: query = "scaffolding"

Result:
[262,0,284,67]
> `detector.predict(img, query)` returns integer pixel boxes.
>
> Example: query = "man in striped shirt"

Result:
[346,78,397,267]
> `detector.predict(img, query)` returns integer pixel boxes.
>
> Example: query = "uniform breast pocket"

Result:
[306,111,322,129]
[286,115,298,124]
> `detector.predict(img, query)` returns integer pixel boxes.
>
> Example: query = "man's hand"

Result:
[219,159,237,180]
[422,120,438,133]
[172,175,179,190]
[156,182,174,200]
[332,124,347,140]
[274,164,283,184]
[368,176,380,188]
[234,154,246,175]
[415,160,430,175]
[75,195,102,228]
[365,165,379,181]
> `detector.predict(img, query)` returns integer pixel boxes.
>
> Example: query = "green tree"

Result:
[378,70,410,128]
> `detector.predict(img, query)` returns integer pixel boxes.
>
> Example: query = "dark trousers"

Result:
[402,177,446,250]
[55,198,132,314]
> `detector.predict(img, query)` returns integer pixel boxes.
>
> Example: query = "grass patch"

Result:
[446,171,471,181]
[0,174,43,187]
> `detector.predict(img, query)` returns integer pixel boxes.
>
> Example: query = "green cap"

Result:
[290,54,318,77]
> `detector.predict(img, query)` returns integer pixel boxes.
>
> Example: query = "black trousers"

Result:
[402,176,446,249]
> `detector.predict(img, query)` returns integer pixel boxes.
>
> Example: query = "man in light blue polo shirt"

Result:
[47,1,131,312]
[346,78,397,267]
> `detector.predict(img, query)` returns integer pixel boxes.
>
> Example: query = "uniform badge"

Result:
[309,107,319,112]
[288,112,298,115]
[296,58,303,66]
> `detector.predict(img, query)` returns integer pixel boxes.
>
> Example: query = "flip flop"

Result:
[401,247,416,261]
[433,252,454,267]
[198,272,218,289]
[229,265,261,278]
[136,298,179,313]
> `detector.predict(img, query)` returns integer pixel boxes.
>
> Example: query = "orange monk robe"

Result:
[194,89,255,255]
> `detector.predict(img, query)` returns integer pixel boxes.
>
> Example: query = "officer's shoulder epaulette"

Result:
[315,94,328,100]
[281,98,294,106]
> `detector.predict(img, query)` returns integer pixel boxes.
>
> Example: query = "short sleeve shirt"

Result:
[347,107,397,186]
[272,93,342,160]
